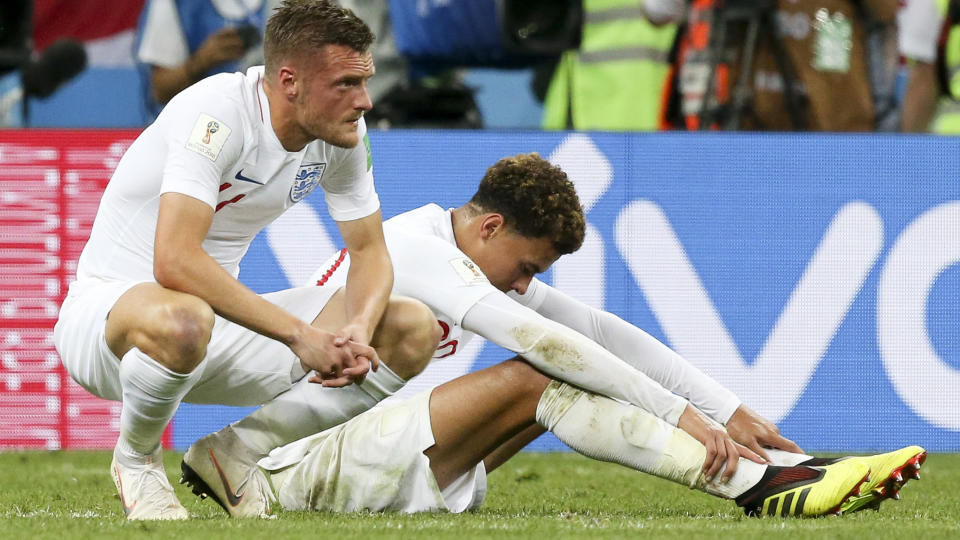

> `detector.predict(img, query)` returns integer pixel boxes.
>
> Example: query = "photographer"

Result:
[675,0,898,131]
[136,0,267,119]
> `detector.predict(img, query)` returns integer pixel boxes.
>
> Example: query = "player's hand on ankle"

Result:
[678,405,764,483]
[725,405,803,462]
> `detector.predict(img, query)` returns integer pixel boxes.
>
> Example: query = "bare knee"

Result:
[137,296,215,373]
[498,357,552,402]
[373,296,441,379]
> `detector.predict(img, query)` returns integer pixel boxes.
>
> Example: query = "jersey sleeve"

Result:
[320,119,381,222]
[462,292,689,425]
[387,230,498,325]
[516,279,742,424]
[158,84,245,209]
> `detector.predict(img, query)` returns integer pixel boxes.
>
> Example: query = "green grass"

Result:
[1,451,958,539]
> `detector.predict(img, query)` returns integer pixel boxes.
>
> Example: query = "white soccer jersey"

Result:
[310,204,495,361]
[76,66,379,283]
[310,203,740,425]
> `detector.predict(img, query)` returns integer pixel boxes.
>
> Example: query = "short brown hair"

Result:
[264,0,375,73]
[468,153,585,255]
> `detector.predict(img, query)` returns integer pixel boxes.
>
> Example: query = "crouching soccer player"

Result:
[182,153,925,518]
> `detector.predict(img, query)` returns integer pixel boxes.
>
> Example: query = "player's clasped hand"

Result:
[311,339,380,387]
[291,326,374,388]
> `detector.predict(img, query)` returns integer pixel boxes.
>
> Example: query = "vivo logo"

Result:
[551,134,960,430]
[614,199,960,430]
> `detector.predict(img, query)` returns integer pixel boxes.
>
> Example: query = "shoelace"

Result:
[136,466,183,514]
[237,466,277,505]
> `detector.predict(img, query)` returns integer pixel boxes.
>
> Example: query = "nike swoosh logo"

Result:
[114,464,137,515]
[209,449,244,507]
[234,169,264,185]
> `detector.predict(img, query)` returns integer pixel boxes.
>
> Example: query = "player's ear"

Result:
[479,214,504,240]
[277,66,298,99]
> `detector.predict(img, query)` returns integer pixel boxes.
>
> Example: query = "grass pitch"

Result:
[1,451,958,539]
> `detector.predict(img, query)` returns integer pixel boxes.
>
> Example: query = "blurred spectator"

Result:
[338,0,407,106]
[354,0,482,128]
[674,0,898,131]
[541,0,682,131]
[135,0,267,119]
[898,0,952,133]
[865,7,901,131]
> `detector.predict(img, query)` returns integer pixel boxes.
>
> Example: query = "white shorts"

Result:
[266,389,487,514]
[53,279,338,405]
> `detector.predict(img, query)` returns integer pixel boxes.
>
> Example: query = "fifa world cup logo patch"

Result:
[203,121,220,144]
[186,113,231,161]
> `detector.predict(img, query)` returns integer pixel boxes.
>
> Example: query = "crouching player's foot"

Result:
[111,446,189,520]
[803,446,927,513]
[180,426,276,518]
[734,460,871,517]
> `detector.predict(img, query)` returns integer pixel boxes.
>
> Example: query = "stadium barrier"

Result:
[1,129,959,452]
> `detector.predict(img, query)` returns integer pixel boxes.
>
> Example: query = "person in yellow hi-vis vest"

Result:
[542,0,682,131]
[899,0,960,133]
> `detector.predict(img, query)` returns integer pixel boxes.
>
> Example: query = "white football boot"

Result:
[180,425,276,518]
[111,446,189,520]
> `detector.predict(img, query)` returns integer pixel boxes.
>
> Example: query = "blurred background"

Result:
[2,0,960,453]
[2,0,946,132]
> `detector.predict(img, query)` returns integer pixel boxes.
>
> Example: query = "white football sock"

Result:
[118,347,202,460]
[232,362,406,457]
[536,381,767,499]
[764,448,813,466]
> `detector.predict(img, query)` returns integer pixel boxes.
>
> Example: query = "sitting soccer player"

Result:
[182,153,925,518]
[262,358,924,516]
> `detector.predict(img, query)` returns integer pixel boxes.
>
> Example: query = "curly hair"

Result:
[264,0,375,73]
[467,153,585,255]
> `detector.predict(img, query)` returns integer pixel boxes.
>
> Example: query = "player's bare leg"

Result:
[425,359,549,489]
[481,423,546,475]
[105,283,215,520]
[182,288,440,517]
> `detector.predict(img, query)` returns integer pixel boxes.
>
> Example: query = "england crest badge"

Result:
[290,162,326,203]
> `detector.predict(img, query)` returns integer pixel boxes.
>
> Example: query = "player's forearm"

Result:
[463,293,689,425]
[590,309,741,424]
[341,245,393,343]
[154,246,310,346]
[527,283,740,423]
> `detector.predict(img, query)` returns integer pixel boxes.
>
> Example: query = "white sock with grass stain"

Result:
[232,362,406,457]
[535,381,767,499]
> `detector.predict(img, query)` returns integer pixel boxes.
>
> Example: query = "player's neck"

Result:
[450,206,473,253]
